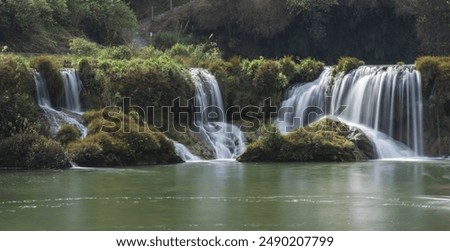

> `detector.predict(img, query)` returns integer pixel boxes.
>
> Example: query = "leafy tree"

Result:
[67,0,138,44]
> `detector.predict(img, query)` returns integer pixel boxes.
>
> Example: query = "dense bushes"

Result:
[238,119,375,162]
[56,124,81,146]
[68,110,182,167]
[0,134,70,169]
[416,56,450,100]
[334,57,365,75]
[0,0,138,53]
[209,54,324,118]
[73,43,196,126]
[0,55,41,139]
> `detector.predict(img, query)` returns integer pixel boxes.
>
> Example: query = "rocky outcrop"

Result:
[238,118,376,162]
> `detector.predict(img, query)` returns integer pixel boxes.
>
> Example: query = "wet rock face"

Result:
[238,118,376,163]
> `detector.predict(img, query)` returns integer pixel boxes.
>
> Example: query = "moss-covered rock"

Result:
[0,134,70,169]
[238,119,375,162]
[68,109,182,167]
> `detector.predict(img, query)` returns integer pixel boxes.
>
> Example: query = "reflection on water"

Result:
[0,161,449,230]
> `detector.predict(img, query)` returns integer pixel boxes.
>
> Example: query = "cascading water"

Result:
[61,69,83,112]
[34,70,87,138]
[278,68,333,133]
[278,65,423,159]
[190,68,246,159]
[173,141,202,162]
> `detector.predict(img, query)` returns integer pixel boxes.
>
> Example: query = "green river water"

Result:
[0,160,449,230]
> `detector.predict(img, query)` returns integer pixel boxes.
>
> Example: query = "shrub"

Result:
[296,58,325,82]
[0,55,35,95]
[0,55,41,139]
[416,56,450,100]
[334,57,365,75]
[99,45,133,60]
[153,29,195,50]
[280,56,297,81]
[139,46,164,59]
[253,60,288,96]
[56,124,81,146]
[67,0,138,44]
[69,38,101,56]
[0,134,70,169]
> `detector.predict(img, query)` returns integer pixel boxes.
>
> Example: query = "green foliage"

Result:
[167,42,223,68]
[67,0,138,44]
[0,134,70,169]
[417,56,450,104]
[69,38,101,56]
[0,0,138,52]
[55,124,81,146]
[212,55,324,117]
[296,58,325,82]
[253,60,288,96]
[139,46,164,59]
[30,56,64,106]
[238,119,372,162]
[99,46,134,60]
[334,57,365,75]
[280,56,297,81]
[0,55,41,139]
[153,29,195,50]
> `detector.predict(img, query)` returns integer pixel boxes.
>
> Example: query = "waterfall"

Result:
[173,141,202,162]
[190,68,246,159]
[34,70,87,138]
[61,69,83,112]
[278,68,333,133]
[278,65,423,159]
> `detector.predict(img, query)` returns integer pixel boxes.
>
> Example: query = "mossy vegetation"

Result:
[55,124,81,146]
[0,54,42,140]
[0,134,70,169]
[0,0,138,53]
[238,119,376,162]
[416,56,450,156]
[208,54,324,118]
[68,110,182,167]
[333,57,365,75]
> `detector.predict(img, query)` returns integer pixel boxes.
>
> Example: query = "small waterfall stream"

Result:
[190,68,246,159]
[173,141,202,162]
[61,68,83,112]
[34,69,87,137]
[278,65,424,159]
